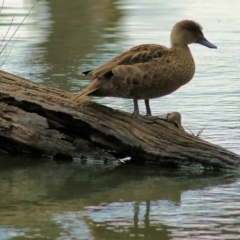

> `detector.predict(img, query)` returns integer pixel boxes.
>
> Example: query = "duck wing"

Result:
[72,44,169,100]
[84,44,168,78]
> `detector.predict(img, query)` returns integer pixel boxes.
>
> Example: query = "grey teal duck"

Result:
[72,20,217,122]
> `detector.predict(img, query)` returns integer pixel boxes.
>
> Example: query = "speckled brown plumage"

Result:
[72,20,217,122]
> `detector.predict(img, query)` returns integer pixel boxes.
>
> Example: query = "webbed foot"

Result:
[133,112,160,123]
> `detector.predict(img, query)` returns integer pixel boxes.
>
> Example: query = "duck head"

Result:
[170,20,217,49]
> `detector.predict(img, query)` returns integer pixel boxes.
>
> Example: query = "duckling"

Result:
[72,20,217,123]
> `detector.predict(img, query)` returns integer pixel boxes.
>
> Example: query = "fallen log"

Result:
[0,70,239,169]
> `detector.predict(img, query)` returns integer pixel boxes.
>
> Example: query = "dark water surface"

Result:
[1,156,240,240]
[0,0,240,239]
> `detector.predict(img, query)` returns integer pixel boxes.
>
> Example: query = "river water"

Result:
[0,0,240,239]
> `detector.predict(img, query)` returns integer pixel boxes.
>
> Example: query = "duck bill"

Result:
[197,36,217,49]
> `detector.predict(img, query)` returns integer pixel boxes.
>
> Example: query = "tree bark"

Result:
[0,70,239,169]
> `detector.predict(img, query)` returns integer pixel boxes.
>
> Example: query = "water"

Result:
[0,0,240,239]
[0,156,240,240]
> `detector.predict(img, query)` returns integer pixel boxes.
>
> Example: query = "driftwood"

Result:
[0,70,239,169]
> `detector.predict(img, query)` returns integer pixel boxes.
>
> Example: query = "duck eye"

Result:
[182,21,202,33]
[184,25,198,32]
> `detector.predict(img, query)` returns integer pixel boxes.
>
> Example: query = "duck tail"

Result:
[71,87,99,101]
[71,78,100,101]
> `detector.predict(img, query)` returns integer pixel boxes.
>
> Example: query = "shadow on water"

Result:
[0,155,239,239]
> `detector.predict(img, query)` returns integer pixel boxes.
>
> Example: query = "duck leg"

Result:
[132,98,157,123]
[132,97,140,117]
[144,99,152,116]
[133,98,173,123]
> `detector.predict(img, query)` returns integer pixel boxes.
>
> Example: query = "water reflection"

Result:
[37,0,123,91]
[52,172,240,240]
[1,0,124,89]
[0,156,240,239]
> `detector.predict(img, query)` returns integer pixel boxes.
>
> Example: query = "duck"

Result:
[72,20,217,123]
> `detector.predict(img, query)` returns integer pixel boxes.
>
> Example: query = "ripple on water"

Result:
[54,180,240,239]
